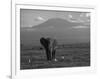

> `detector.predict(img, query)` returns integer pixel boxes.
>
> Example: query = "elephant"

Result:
[40,37,58,61]
[40,37,52,61]
[47,38,58,61]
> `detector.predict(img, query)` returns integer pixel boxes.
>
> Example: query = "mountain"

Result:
[32,18,87,29]
[21,18,90,45]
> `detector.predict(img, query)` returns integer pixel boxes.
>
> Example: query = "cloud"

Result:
[26,28,37,31]
[68,19,84,23]
[68,13,90,23]
[80,13,90,18]
[86,13,90,17]
[67,14,85,23]
[34,16,45,21]
[68,14,73,18]
[72,26,89,29]
[80,13,84,17]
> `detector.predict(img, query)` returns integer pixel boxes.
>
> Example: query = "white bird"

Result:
[61,56,65,59]
[53,58,58,62]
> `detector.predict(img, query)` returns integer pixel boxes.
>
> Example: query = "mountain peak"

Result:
[32,18,84,29]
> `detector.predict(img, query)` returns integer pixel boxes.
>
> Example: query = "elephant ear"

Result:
[40,37,45,44]
[40,37,47,47]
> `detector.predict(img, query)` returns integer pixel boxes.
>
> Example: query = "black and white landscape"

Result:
[20,9,90,70]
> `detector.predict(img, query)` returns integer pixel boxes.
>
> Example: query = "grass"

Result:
[20,43,90,70]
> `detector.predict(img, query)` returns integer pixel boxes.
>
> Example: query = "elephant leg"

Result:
[45,48,51,60]
[52,49,56,59]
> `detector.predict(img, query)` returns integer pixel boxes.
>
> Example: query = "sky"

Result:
[20,9,90,45]
[20,9,90,28]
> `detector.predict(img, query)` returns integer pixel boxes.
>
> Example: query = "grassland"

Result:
[20,43,90,70]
